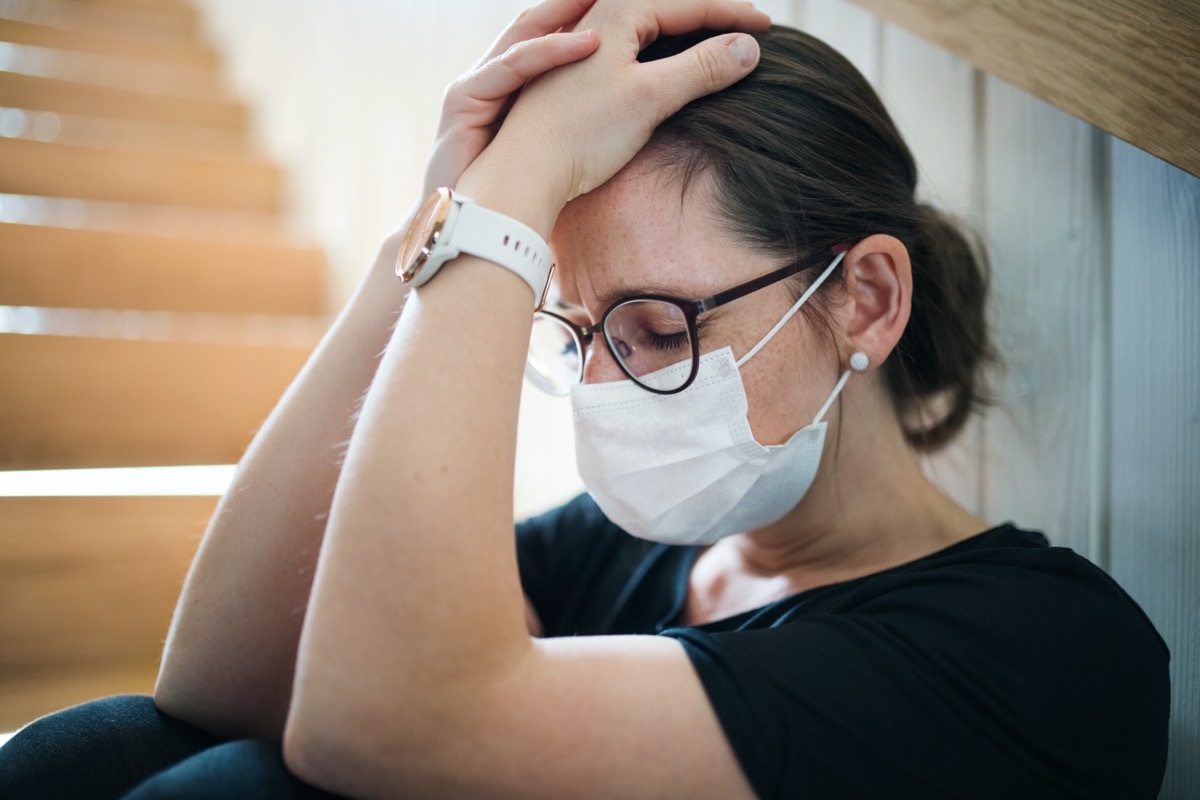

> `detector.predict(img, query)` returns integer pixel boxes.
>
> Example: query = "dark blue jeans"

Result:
[0,695,343,799]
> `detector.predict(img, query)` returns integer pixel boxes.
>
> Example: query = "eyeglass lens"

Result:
[527,299,697,394]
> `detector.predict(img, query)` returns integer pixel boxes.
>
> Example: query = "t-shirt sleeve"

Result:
[663,552,1169,800]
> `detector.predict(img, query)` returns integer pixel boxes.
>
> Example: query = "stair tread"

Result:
[0,332,320,469]
[0,70,247,131]
[0,17,216,67]
[0,136,283,212]
[1,0,199,49]
[75,0,196,22]
[0,221,327,315]
[1,42,229,100]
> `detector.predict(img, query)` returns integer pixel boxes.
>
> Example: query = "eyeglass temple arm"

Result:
[695,243,849,313]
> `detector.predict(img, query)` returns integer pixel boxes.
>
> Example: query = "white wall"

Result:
[196,1,1198,793]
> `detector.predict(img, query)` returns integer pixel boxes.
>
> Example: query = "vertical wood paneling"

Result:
[976,78,1104,559]
[1107,142,1200,799]
[876,23,983,512]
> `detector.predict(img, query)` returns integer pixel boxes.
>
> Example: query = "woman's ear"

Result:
[841,234,911,369]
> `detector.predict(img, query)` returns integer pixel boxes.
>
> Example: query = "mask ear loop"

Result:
[812,351,870,425]
[735,251,848,368]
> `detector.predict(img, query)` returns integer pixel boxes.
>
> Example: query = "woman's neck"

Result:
[694,383,990,601]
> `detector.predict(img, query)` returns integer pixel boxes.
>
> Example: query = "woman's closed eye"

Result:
[644,329,690,352]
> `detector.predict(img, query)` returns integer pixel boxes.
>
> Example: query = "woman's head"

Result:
[633,25,995,451]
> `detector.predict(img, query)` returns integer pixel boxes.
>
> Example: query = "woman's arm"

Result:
[283,1,768,796]
[152,0,600,738]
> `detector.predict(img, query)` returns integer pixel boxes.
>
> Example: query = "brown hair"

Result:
[640,26,994,451]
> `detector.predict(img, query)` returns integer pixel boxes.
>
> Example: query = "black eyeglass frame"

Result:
[533,243,849,395]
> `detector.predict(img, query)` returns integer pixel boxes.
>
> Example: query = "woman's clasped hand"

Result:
[438,0,771,237]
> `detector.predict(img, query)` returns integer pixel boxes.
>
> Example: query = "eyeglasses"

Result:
[526,244,847,395]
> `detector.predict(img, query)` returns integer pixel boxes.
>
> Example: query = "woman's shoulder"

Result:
[732,521,1169,662]
[665,524,1171,798]
[877,522,1167,651]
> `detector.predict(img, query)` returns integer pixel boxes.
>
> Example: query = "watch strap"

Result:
[450,198,554,310]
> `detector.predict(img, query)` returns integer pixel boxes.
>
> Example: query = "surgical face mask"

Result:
[569,253,858,545]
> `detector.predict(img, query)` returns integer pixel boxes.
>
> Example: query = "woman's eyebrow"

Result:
[552,283,689,311]
[594,283,693,307]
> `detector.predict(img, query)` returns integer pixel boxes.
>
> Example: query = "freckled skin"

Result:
[549,156,841,448]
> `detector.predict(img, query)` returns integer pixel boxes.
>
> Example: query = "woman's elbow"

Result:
[153,672,288,741]
[282,701,384,797]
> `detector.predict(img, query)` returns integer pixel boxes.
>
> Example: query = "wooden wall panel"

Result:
[847,0,1200,178]
[1107,141,1200,799]
[0,334,311,469]
[974,79,1105,560]
[0,496,215,730]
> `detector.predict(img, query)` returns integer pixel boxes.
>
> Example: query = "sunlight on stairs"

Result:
[0,0,329,733]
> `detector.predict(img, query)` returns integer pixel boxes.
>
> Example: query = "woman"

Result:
[0,0,1168,797]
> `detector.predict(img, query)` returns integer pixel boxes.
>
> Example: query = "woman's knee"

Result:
[0,694,222,800]
[122,738,343,800]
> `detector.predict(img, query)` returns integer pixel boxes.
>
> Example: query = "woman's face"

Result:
[548,158,847,446]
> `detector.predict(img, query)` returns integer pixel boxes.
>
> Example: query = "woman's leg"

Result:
[0,694,221,800]
[120,739,342,800]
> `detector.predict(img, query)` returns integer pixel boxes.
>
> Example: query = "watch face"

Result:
[396,187,452,282]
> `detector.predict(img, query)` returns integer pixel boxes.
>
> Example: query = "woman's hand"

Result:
[422,0,603,196]
[457,0,770,232]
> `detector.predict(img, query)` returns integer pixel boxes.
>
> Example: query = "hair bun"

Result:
[888,205,995,450]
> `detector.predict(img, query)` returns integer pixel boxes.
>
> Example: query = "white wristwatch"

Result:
[395,187,554,310]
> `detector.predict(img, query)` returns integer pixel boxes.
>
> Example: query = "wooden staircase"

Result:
[0,0,327,730]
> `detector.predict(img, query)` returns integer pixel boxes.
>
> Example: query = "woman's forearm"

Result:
[154,225,412,738]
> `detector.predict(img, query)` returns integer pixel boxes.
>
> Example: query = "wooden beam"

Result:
[0,17,216,68]
[0,334,313,469]
[847,0,1200,178]
[0,72,246,131]
[0,223,325,315]
[0,138,282,212]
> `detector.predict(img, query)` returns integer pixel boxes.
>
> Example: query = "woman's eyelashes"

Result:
[646,330,690,351]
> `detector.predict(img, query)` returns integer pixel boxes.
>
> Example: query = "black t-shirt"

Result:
[516,493,1169,799]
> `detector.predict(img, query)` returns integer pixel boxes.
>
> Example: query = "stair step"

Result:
[0,109,248,159]
[0,71,246,130]
[0,17,216,68]
[0,495,211,674]
[0,332,317,469]
[0,222,325,314]
[1,0,199,48]
[2,42,228,100]
[0,661,161,732]
[75,0,196,23]
[0,193,302,245]
[0,137,281,211]
[0,493,215,729]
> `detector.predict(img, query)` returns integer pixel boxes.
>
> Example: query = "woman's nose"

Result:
[581,336,628,385]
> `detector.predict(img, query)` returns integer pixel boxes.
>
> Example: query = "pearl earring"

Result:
[849,352,869,372]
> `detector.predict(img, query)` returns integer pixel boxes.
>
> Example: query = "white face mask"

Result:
[569,252,854,546]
